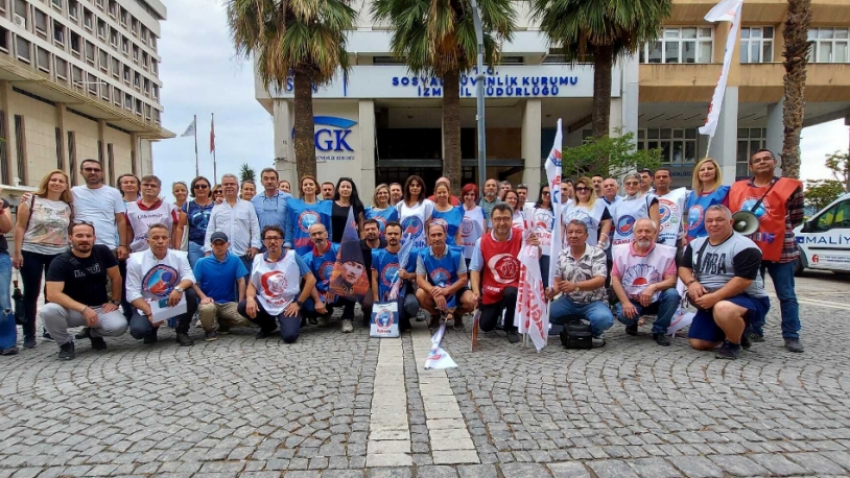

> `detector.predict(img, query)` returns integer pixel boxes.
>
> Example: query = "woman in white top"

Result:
[172,182,189,251]
[533,185,556,288]
[561,176,612,247]
[609,172,660,245]
[396,175,434,249]
[504,190,524,229]
[12,169,73,349]
[460,183,485,269]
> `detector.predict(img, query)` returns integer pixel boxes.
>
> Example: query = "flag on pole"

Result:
[388,234,415,300]
[698,0,744,138]
[424,323,457,370]
[544,119,564,289]
[210,114,216,153]
[329,208,369,301]
[181,118,196,137]
[515,205,549,352]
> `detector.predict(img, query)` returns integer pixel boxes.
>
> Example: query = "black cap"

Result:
[210,232,228,243]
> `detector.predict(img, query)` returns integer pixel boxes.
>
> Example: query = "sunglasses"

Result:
[213,190,223,195]
[575,187,590,192]
[83,167,102,173]
[194,184,209,190]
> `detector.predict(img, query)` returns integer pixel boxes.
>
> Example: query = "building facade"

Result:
[0,0,171,198]
[257,0,850,194]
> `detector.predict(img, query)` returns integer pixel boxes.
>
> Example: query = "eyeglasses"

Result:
[83,168,102,173]
[625,182,640,187]
[575,187,590,192]
[264,236,283,242]
[194,184,209,190]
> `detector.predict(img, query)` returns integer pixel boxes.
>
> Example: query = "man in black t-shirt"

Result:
[41,222,127,360]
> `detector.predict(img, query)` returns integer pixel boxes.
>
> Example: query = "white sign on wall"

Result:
[271,65,620,99]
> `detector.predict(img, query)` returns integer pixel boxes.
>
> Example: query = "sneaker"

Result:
[453,315,465,331]
[23,336,37,349]
[342,319,354,333]
[1,346,19,355]
[506,329,521,344]
[740,333,751,350]
[42,330,52,340]
[749,332,765,343]
[784,338,804,353]
[318,315,330,327]
[90,337,107,351]
[205,330,218,342]
[217,326,230,335]
[625,324,638,336]
[653,333,671,347]
[415,311,426,322]
[58,341,75,360]
[256,328,276,340]
[308,316,318,325]
[715,340,741,360]
[143,332,158,345]
[176,333,194,346]
[592,336,606,348]
[75,328,92,340]
[428,315,441,331]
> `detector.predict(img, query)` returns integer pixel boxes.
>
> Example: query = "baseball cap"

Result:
[210,232,228,243]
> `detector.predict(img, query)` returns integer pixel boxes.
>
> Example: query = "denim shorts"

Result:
[688,293,771,343]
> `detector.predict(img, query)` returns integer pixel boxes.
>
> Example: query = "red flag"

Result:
[210,114,215,153]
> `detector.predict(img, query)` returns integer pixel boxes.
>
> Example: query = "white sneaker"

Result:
[592,336,606,348]
[342,319,353,333]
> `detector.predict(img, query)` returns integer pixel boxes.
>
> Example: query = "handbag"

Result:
[559,319,593,349]
[12,270,24,326]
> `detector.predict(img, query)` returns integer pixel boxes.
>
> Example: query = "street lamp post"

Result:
[470,0,487,192]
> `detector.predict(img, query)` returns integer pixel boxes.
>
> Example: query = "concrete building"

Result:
[0,0,171,198]
[256,0,850,195]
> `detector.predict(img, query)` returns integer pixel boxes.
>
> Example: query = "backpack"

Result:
[559,319,593,349]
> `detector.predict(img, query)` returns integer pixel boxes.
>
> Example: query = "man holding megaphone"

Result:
[729,149,804,353]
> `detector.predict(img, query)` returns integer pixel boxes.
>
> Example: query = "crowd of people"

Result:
[0,147,806,362]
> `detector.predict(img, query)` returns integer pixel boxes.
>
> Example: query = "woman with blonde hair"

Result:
[366,183,399,238]
[12,169,73,349]
[561,176,612,247]
[685,157,730,244]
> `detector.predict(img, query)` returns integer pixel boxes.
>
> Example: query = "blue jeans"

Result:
[188,241,204,268]
[550,295,614,338]
[615,288,681,335]
[0,253,15,350]
[751,260,800,339]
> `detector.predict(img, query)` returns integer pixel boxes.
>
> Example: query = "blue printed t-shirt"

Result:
[183,200,215,246]
[372,248,401,302]
[193,252,249,303]
[366,207,400,238]
[431,206,464,246]
[288,199,333,257]
[302,243,340,295]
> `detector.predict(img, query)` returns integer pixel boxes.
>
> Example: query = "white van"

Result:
[794,192,850,275]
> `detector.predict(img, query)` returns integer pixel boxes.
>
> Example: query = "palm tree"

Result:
[781,0,811,179]
[372,0,515,194]
[531,0,671,157]
[227,0,356,180]
[239,163,256,183]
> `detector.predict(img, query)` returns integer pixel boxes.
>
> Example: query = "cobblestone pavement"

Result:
[2,271,850,478]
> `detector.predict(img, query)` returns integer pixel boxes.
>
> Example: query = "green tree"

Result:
[824,150,850,190]
[780,0,812,179]
[560,131,662,180]
[239,163,256,183]
[804,179,845,210]
[227,0,356,180]
[372,0,515,195]
[531,0,671,171]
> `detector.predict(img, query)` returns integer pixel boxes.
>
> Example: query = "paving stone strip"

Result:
[366,338,413,467]
[411,328,480,466]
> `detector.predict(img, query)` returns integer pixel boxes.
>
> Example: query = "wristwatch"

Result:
[295,299,303,307]
[575,285,582,292]
[110,300,120,306]
[175,286,185,294]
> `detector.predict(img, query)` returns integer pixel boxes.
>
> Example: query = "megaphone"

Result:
[732,211,759,235]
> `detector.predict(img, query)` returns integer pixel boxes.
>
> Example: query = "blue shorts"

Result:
[688,294,771,343]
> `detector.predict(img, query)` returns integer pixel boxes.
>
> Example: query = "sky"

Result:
[151,0,850,202]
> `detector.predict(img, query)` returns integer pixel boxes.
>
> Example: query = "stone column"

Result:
[708,86,740,185]
[56,104,69,176]
[618,53,640,142]
[359,100,376,195]
[0,81,19,185]
[273,99,296,185]
[521,99,542,191]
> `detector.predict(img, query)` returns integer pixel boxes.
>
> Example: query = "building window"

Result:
[110,28,117,47]
[124,92,131,109]
[36,47,50,72]
[51,0,62,9]
[808,27,850,64]
[641,27,713,64]
[119,7,127,26]
[55,127,64,170]
[13,0,26,22]
[152,84,158,99]
[108,0,116,17]
[112,57,119,77]
[53,21,64,45]
[133,71,140,89]
[85,40,95,64]
[123,64,130,83]
[151,59,157,74]
[741,27,774,64]
[0,27,9,52]
[14,115,27,186]
[34,9,48,36]
[16,36,31,63]
[97,19,106,39]
[68,0,78,20]
[132,45,139,63]
[87,73,97,94]
[70,31,80,55]
[99,50,108,71]
[637,128,698,164]
[100,81,109,100]
[71,65,82,87]
[83,8,93,30]
[142,52,148,69]
[737,127,766,179]
[55,56,67,79]
[0,111,8,184]
[112,86,121,106]
[107,143,115,185]
[67,131,77,186]
[121,36,128,55]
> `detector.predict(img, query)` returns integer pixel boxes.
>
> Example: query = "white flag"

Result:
[424,323,456,370]
[514,210,549,352]
[698,0,744,138]
[544,119,564,289]
[181,118,196,138]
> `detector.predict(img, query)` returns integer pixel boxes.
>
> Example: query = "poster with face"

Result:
[329,240,370,301]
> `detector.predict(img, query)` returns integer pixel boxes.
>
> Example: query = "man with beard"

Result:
[302,223,356,331]
[126,223,198,346]
[239,225,315,343]
[372,222,419,331]
[479,179,501,223]
[389,183,403,206]
[357,219,386,325]
[547,220,612,347]
[591,175,604,197]
[321,182,335,200]
[41,222,127,360]
[416,223,475,331]
[470,204,539,343]
[251,168,291,249]
[611,219,679,346]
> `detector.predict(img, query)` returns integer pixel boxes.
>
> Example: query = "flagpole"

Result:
[193,114,199,177]
[211,113,217,183]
